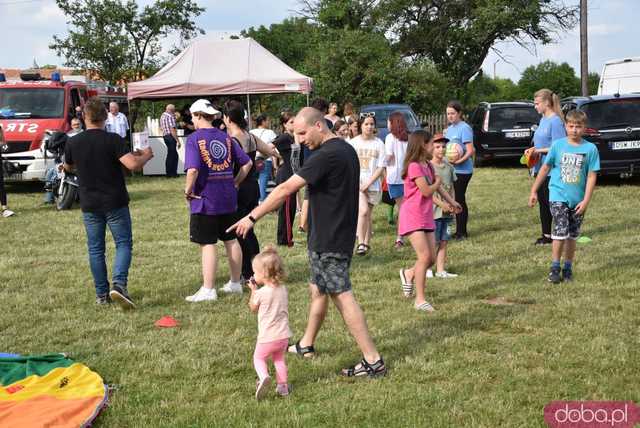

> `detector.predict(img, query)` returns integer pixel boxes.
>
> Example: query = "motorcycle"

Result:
[44,131,79,210]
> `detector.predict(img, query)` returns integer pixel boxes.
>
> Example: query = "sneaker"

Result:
[562,269,573,282]
[96,294,112,305]
[220,281,243,294]
[109,284,135,309]
[393,239,404,249]
[255,376,272,401]
[435,271,458,278]
[548,267,562,284]
[2,209,15,218]
[535,236,552,245]
[426,269,434,278]
[185,286,217,302]
[276,383,292,397]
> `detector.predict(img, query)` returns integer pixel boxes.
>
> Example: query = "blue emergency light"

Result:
[51,71,61,82]
[0,73,5,82]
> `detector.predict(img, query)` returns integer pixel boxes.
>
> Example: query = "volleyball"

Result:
[446,141,463,163]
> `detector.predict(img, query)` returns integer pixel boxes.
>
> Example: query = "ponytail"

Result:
[534,88,563,122]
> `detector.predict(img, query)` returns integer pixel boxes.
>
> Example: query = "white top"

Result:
[250,128,278,159]
[384,133,408,184]
[106,112,129,138]
[350,135,386,191]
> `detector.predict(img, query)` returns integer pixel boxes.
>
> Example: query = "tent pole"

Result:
[306,93,310,107]
[246,94,252,129]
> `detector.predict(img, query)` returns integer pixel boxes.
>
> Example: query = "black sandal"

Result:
[340,356,387,378]
[288,340,315,358]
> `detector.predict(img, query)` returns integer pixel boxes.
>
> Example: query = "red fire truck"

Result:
[0,70,127,182]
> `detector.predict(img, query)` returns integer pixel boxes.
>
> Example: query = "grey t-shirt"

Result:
[432,160,456,220]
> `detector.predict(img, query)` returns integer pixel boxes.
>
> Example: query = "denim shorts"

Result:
[550,202,584,240]
[308,251,352,295]
[388,184,404,199]
[435,218,453,243]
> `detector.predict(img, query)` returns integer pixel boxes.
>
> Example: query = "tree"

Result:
[517,61,581,99]
[368,0,578,87]
[588,71,600,95]
[50,0,205,83]
[297,0,378,30]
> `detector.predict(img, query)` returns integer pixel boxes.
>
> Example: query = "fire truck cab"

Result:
[0,70,126,182]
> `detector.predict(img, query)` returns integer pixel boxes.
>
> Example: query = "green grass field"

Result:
[1,167,639,427]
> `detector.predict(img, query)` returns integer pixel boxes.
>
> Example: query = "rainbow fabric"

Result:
[0,353,107,427]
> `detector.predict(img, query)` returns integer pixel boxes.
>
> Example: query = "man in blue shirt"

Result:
[528,110,600,284]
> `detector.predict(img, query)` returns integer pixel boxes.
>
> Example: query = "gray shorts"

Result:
[550,202,584,240]
[308,251,352,294]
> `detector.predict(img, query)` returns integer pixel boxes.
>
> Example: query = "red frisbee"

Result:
[155,316,179,328]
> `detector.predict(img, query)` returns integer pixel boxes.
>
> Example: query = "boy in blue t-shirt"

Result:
[528,110,600,283]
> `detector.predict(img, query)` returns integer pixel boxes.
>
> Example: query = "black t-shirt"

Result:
[274,133,303,183]
[297,138,359,253]
[64,129,130,213]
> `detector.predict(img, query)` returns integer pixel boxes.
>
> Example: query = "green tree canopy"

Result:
[50,0,205,83]
[517,60,581,99]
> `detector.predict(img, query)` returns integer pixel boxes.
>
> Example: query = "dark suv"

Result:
[561,94,640,177]
[469,101,540,165]
[359,104,421,141]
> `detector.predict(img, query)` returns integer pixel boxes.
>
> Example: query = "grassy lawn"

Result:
[1,166,639,427]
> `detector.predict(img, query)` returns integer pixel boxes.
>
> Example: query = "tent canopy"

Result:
[127,37,313,100]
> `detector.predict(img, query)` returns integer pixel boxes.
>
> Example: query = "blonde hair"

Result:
[534,88,563,120]
[565,109,587,125]
[253,246,286,284]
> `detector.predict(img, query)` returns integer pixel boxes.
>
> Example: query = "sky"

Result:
[1,0,638,83]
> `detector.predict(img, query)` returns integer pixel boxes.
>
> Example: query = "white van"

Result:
[598,57,640,95]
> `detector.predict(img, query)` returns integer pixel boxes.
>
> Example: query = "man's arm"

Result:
[227,174,307,238]
[119,147,153,171]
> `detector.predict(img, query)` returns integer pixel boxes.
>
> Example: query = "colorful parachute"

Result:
[0,353,107,427]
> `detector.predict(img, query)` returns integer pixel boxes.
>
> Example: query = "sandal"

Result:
[399,269,414,298]
[415,301,435,312]
[355,243,367,256]
[393,240,404,249]
[341,356,387,378]
[288,340,315,358]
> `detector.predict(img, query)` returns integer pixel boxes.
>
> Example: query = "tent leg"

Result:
[246,94,251,129]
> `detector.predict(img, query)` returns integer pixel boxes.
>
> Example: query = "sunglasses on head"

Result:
[359,112,375,118]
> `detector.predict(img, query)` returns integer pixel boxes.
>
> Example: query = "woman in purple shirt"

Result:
[183,99,253,303]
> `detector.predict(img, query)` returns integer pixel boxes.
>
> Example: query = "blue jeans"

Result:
[82,206,133,296]
[44,165,59,203]
[258,158,273,202]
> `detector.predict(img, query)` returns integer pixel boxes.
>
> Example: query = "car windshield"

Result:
[363,108,419,128]
[489,107,540,130]
[0,88,65,119]
[581,98,640,129]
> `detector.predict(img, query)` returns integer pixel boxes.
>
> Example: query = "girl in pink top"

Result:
[398,131,461,312]
[248,247,292,400]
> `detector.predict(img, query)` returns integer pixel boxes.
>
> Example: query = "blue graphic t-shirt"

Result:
[184,127,250,215]
[532,114,566,173]
[444,121,474,174]
[545,137,600,208]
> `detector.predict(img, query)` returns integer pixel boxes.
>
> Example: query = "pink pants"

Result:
[253,338,288,384]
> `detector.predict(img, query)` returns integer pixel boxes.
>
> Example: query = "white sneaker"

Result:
[426,269,434,278]
[435,271,458,278]
[185,287,217,302]
[220,281,243,294]
[2,209,15,218]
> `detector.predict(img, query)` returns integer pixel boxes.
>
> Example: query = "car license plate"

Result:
[505,131,530,138]
[612,140,640,150]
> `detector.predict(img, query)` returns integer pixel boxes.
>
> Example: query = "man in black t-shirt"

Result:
[228,107,386,378]
[64,97,153,309]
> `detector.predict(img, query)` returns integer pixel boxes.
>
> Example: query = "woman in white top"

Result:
[250,114,278,203]
[325,102,340,125]
[384,111,409,249]
[350,115,386,255]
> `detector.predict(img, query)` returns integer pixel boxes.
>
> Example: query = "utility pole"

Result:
[580,0,589,96]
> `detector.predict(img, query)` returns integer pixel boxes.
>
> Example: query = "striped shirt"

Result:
[160,111,176,136]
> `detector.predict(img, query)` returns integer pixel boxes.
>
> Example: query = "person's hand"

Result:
[141,146,153,159]
[247,277,258,292]
[433,175,442,188]
[442,202,452,214]
[360,184,369,193]
[57,164,64,172]
[528,192,538,207]
[226,215,255,239]
[184,190,201,201]
[451,201,462,214]
[575,200,589,215]
[524,147,535,156]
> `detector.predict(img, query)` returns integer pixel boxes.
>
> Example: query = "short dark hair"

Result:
[255,114,269,127]
[84,97,107,123]
[311,97,329,114]
[223,100,247,129]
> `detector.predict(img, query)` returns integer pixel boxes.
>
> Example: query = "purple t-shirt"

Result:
[184,128,250,215]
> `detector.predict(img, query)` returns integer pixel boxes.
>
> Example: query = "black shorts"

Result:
[190,213,237,244]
